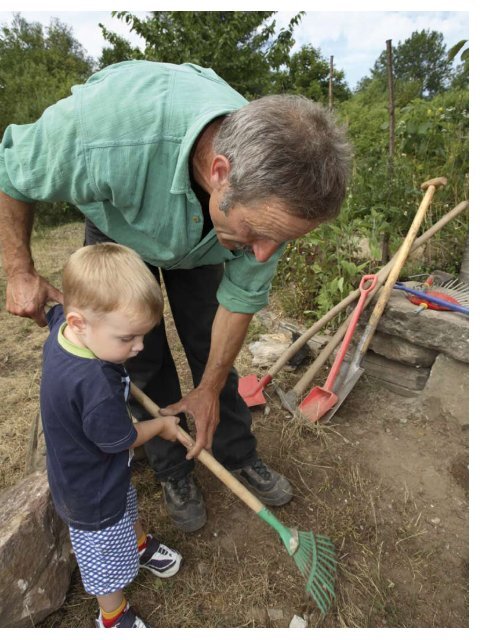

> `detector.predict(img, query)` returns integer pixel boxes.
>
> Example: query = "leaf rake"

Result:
[130,382,337,614]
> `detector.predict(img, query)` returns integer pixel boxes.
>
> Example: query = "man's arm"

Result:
[161,304,253,459]
[0,191,63,326]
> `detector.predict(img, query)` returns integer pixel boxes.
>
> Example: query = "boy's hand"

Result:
[157,416,192,449]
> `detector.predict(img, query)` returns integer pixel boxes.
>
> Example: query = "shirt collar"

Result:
[57,322,96,359]
[170,108,238,196]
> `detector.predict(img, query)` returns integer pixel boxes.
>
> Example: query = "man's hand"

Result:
[6,271,63,327]
[161,306,252,460]
[160,385,220,459]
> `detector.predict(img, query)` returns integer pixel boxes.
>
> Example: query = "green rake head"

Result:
[293,530,337,614]
[258,508,337,615]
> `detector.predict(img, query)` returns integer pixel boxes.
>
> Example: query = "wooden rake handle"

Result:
[355,176,447,360]
[129,382,265,514]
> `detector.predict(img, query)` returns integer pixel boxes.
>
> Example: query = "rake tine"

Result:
[306,561,336,597]
[308,570,336,607]
[310,577,335,610]
[311,575,335,602]
[444,278,458,289]
[309,583,332,613]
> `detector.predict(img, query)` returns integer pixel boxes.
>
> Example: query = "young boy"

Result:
[40,243,191,628]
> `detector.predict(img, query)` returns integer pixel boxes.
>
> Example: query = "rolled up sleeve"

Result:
[217,245,285,314]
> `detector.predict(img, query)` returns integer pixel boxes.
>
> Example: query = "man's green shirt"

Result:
[0,61,284,313]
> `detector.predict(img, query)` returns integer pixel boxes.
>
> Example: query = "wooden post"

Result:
[328,55,334,110]
[383,39,395,263]
[386,40,395,161]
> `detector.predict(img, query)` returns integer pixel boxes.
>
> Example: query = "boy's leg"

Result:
[97,590,130,627]
[69,510,142,627]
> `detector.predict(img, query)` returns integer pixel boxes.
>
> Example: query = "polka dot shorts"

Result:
[69,483,139,596]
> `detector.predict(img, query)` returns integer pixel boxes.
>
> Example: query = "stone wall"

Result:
[356,288,468,399]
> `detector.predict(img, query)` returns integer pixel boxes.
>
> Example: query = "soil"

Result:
[0,223,469,628]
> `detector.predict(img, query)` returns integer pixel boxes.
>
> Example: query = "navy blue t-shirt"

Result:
[40,305,138,530]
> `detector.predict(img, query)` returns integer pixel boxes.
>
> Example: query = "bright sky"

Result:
[0,5,470,89]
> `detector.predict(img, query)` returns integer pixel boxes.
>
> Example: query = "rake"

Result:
[129,382,337,614]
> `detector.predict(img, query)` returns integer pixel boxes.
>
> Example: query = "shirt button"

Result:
[192,215,200,223]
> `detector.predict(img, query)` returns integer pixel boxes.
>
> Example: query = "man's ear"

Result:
[65,310,87,335]
[210,154,231,189]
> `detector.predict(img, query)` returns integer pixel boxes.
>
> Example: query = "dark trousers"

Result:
[84,220,257,481]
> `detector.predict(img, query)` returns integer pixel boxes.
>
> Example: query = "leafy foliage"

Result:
[369,29,453,99]
[0,12,469,317]
[0,13,93,132]
[448,39,469,91]
[0,13,94,227]
[272,45,351,102]
[99,11,304,98]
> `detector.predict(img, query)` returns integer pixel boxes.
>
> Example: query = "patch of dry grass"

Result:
[0,223,84,489]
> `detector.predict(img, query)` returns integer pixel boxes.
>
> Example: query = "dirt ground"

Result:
[0,223,469,628]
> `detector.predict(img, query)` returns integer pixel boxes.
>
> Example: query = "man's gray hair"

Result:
[213,95,352,221]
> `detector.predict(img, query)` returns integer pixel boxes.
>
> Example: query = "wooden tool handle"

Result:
[289,186,463,399]
[356,177,447,359]
[293,313,352,395]
[129,382,265,514]
[268,194,464,384]
[421,177,448,189]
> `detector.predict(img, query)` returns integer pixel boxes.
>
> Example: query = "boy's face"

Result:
[81,310,155,364]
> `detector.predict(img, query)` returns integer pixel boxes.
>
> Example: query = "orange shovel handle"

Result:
[247,374,272,397]
[324,274,377,391]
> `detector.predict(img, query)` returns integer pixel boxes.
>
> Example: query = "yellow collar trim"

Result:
[57,322,96,359]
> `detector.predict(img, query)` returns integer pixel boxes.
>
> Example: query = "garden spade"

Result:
[298,274,377,422]
[319,176,447,424]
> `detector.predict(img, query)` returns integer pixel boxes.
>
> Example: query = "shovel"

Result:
[274,198,467,416]
[241,199,467,410]
[239,302,353,407]
[318,176,448,424]
[298,274,377,422]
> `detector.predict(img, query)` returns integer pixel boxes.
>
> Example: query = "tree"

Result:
[370,29,453,99]
[0,13,94,133]
[99,11,304,98]
[0,13,94,226]
[448,39,468,90]
[273,45,351,103]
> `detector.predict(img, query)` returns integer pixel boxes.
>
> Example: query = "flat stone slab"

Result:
[362,351,431,395]
[369,331,437,367]
[360,289,469,363]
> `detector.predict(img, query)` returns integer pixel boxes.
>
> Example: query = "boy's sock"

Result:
[137,532,148,554]
[100,596,128,628]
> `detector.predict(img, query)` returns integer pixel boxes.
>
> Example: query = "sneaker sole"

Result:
[141,553,183,578]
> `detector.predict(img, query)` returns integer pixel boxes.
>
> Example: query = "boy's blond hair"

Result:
[63,243,163,325]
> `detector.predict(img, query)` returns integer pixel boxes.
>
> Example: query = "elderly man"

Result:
[0,61,351,532]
